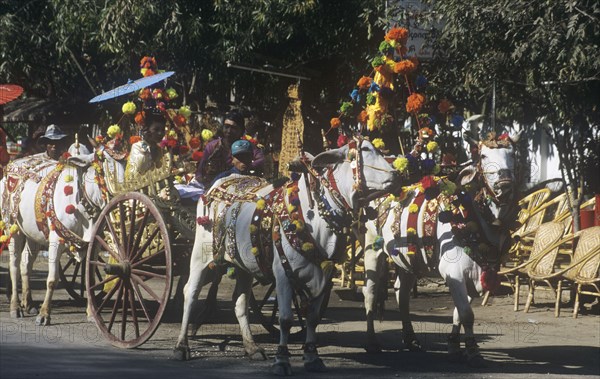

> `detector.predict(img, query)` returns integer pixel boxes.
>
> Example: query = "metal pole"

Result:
[226,62,311,81]
[491,80,496,132]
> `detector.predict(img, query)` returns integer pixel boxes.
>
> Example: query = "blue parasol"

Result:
[89,71,175,103]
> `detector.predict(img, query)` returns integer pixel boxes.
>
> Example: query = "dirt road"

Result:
[1,261,599,379]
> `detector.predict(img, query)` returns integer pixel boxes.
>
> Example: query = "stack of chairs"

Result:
[483,189,599,317]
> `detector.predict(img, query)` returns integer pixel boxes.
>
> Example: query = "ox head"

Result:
[459,131,520,204]
[312,138,396,205]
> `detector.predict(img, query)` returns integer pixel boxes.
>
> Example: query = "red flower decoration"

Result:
[196,216,211,226]
[420,175,436,190]
[337,134,349,147]
[63,185,73,196]
[189,137,201,149]
[173,114,187,126]
[61,152,72,160]
[192,151,203,161]
[65,205,76,214]
[179,145,190,154]
[166,139,178,148]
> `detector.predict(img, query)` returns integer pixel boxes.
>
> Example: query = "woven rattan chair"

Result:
[553,226,600,318]
[522,221,575,316]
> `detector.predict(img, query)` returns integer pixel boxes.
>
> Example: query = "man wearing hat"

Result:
[195,110,264,186]
[210,139,257,185]
[38,124,71,161]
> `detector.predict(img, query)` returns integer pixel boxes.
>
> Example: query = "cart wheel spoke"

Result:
[107,280,124,333]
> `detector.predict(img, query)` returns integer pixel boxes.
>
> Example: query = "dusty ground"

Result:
[0,256,599,379]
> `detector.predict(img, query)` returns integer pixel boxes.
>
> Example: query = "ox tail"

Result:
[375,258,389,322]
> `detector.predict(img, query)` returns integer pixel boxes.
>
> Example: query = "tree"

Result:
[396,0,600,231]
[1,0,389,139]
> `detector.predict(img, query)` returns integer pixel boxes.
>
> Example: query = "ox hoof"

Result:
[35,315,51,326]
[26,306,39,316]
[405,339,425,352]
[10,309,23,318]
[467,354,488,368]
[448,351,463,363]
[271,362,293,376]
[172,346,191,361]
[304,358,327,373]
[247,348,267,361]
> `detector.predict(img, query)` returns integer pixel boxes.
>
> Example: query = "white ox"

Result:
[173,140,396,375]
[0,145,121,325]
[362,133,520,367]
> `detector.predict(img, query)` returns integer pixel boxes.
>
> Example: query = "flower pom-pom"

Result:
[65,205,76,214]
[9,224,19,234]
[302,242,315,252]
[409,204,419,214]
[63,185,73,196]
[372,138,385,150]
[64,174,74,183]
[0,220,5,230]
[179,145,190,154]
[0,236,8,243]
[251,247,259,256]
[179,106,192,119]
[166,88,178,100]
[196,216,211,226]
[130,136,141,145]
[330,117,341,129]
[394,60,416,75]
[201,129,214,142]
[355,111,367,125]
[407,227,416,235]
[393,157,409,173]
[385,27,409,45]
[293,220,304,232]
[287,204,296,213]
[357,76,372,91]
[189,137,201,149]
[407,249,416,256]
[256,199,266,211]
[426,141,439,153]
[135,111,145,125]
[107,124,122,139]
[337,134,349,147]
[440,180,457,196]
[406,93,425,114]
[122,101,136,115]
[173,114,187,127]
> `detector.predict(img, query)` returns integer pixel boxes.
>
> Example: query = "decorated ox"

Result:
[362,132,520,367]
[173,139,396,375]
[0,146,119,325]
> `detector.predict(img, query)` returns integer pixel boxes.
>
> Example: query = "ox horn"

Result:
[88,135,98,148]
[463,130,479,147]
[510,130,523,144]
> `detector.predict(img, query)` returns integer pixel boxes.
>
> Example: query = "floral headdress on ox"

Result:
[95,57,214,167]
[327,26,426,148]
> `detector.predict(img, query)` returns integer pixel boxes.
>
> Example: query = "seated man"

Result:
[211,139,257,186]
[38,124,71,161]
[195,110,264,186]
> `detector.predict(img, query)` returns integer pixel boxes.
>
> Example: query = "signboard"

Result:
[390,0,437,60]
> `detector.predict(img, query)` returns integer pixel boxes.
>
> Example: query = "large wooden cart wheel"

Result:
[249,279,332,341]
[86,193,172,348]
